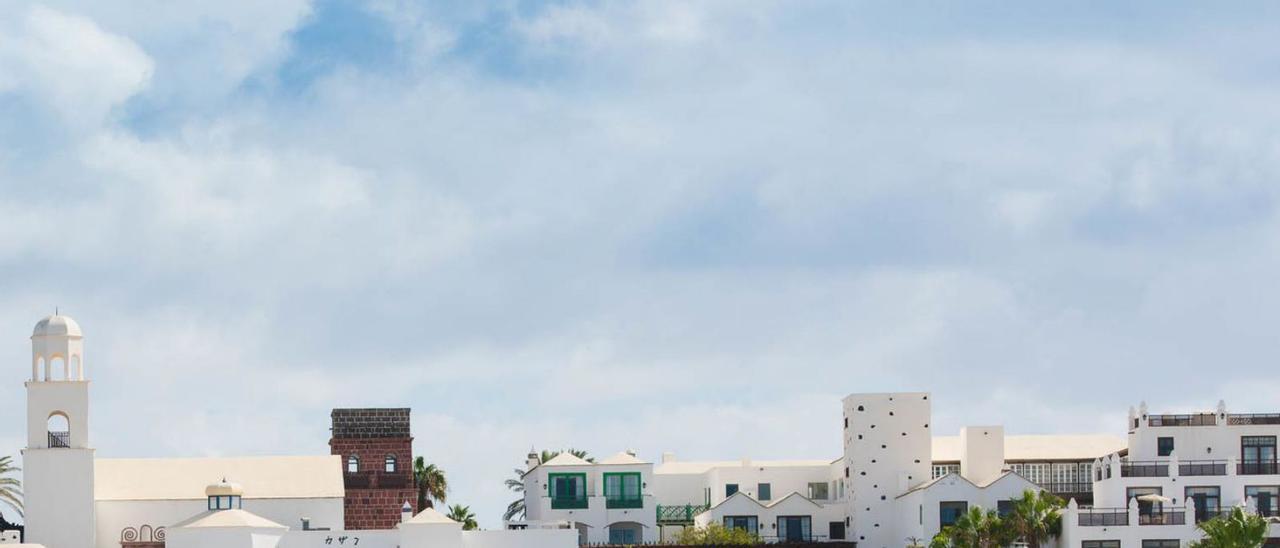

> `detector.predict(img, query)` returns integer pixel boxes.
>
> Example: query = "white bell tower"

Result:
[23,314,96,548]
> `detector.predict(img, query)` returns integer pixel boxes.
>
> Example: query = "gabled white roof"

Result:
[599,452,647,465]
[897,470,1039,499]
[931,434,1126,462]
[172,509,287,529]
[95,456,344,501]
[542,453,592,466]
[703,490,824,514]
[403,507,459,525]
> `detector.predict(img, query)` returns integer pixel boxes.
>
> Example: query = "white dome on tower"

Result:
[32,315,82,338]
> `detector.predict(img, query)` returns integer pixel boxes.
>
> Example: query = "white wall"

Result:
[278,530,398,548]
[23,448,95,548]
[94,497,343,548]
[896,473,1040,543]
[462,529,577,548]
[844,393,932,548]
[959,427,1005,487]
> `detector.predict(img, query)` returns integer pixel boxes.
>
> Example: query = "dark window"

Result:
[1158,437,1175,457]
[1083,541,1121,548]
[758,483,771,501]
[1128,487,1162,516]
[997,500,1014,517]
[777,516,812,542]
[1186,486,1221,522]
[725,484,739,497]
[940,501,968,528]
[1142,541,1180,548]
[1243,437,1277,474]
[829,521,846,540]
[1247,486,1279,517]
[723,516,759,535]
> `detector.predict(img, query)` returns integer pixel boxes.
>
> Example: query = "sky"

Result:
[3,0,1280,529]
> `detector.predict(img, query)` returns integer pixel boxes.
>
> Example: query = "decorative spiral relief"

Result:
[121,527,139,542]
[154,527,166,541]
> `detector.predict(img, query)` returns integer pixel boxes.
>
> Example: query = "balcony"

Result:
[1138,510,1187,526]
[1179,460,1228,476]
[605,495,643,509]
[1042,482,1093,495]
[1121,461,1169,478]
[343,471,371,488]
[550,496,589,510]
[1228,414,1280,426]
[1148,414,1217,427]
[48,431,70,448]
[656,504,711,525]
[1078,509,1128,527]
[1238,461,1279,475]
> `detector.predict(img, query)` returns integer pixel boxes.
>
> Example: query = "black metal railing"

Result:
[1179,460,1228,476]
[1079,510,1129,527]
[1139,510,1186,526]
[48,431,70,448]
[1238,461,1279,475]
[1121,461,1169,477]
[343,471,372,488]
[1148,414,1217,427]
[1228,414,1280,426]
[1193,508,1225,523]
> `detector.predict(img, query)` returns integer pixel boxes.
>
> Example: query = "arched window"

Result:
[49,357,66,381]
[385,454,397,473]
[48,412,70,448]
[346,455,359,473]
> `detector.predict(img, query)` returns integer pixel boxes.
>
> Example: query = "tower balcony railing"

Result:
[48,431,70,448]
[1148,414,1217,427]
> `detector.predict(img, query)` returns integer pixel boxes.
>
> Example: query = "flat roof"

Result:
[95,455,344,501]
[931,434,1126,463]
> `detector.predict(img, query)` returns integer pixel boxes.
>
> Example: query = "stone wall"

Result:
[330,408,417,530]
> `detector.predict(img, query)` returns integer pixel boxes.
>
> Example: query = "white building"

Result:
[519,392,1280,548]
[12,314,575,548]
[1063,402,1280,548]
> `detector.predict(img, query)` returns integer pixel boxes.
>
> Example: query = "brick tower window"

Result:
[385,454,398,473]
[347,455,359,473]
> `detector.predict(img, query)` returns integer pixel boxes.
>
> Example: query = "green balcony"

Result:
[550,496,589,510]
[606,496,644,509]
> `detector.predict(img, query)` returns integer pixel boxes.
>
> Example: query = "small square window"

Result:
[758,483,772,501]
[1158,437,1175,457]
[726,484,739,497]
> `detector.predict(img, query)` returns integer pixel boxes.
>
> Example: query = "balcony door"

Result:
[777,516,811,542]
[1185,486,1220,522]
[1243,437,1277,474]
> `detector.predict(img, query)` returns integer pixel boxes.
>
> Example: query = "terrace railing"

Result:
[1228,414,1280,426]
[1139,510,1187,526]
[1148,414,1217,427]
[1078,509,1128,527]
[1179,460,1228,476]
[1121,461,1169,478]
[1238,461,1280,475]
[656,504,710,525]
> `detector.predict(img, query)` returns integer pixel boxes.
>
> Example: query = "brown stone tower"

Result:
[329,408,418,529]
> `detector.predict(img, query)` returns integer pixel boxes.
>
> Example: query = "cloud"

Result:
[4,0,1280,529]
[0,6,152,128]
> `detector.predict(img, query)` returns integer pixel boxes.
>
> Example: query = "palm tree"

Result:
[503,449,592,521]
[413,457,448,509]
[0,456,21,519]
[446,504,479,531]
[1191,506,1268,548]
[1004,489,1064,548]
[933,506,1006,548]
